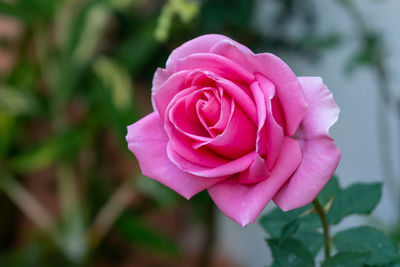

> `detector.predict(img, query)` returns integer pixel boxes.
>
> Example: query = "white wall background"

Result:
[216,0,400,266]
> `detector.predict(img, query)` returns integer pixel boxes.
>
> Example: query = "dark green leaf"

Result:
[327,183,382,224]
[280,219,300,241]
[384,258,400,267]
[260,176,339,237]
[317,175,340,205]
[321,252,370,267]
[260,209,323,256]
[260,205,310,237]
[267,238,315,267]
[293,231,323,257]
[333,226,399,266]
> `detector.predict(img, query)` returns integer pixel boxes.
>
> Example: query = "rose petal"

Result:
[166,34,242,69]
[295,77,340,140]
[169,92,210,138]
[152,67,172,94]
[126,112,226,199]
[273,138,341,210]
[169,87,222,141]
[175,53,254,83]
[207,137,302,227]
[167,143,255,177]
[194,100,256,159]
[273,77,341,210]
[237,78,268,184]
[238,76,286,184]
[197,93,220,127]
[215,78,257,124]
[210,40,307,135]
[165,87,230,167]
[208,89,232,134]
[238,154,271,184]
[153,70,191,119]
[185,69,257,124]
[152,34,242,111]
[256,74,284,169]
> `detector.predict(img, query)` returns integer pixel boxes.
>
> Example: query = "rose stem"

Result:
[312,198,331,259]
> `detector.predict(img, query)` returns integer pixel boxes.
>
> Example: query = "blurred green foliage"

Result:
[0,0,390,266]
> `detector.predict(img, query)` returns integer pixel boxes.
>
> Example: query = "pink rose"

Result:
[126,34,341,227]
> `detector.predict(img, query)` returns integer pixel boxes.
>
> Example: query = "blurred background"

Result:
[0,0,399,266]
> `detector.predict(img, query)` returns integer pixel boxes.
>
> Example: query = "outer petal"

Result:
[273,77,341,211]
[126,112,225,199]
[152,70,190,119]
[274,138,341,211]
[294,77,340,140]
[210,40,307,136]
[175,53,254,83]
[166,34,241,69]
[208,137,302,227]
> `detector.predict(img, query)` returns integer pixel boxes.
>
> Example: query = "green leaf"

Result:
[267,238,315,267]
[280,219,300,241]
[293,231,323,257]
[116,213,180,257]
[384,258,400,267]
[260,205,311,237]
[10,130,83,173]
[333,226,399,266]
[321,252,370,267]
[327,183,382,224]
[317,175,340,205]
[260,176,339,237]
[260,209,323,256]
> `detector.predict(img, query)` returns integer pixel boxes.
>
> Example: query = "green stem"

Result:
[312,198,330,259]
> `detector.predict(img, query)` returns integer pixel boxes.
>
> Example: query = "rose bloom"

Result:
[126,34,341,226]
